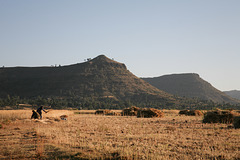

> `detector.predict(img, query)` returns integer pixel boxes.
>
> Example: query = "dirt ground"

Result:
[0,110,239,160]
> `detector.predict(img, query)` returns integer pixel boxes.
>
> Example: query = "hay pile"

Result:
[233,116,240,129]
[203,110,236,124]
[137,108,164,118]
[179,110,203,116]
[105,111,121,116]
[95,109,112,115]
[122,106,140,116]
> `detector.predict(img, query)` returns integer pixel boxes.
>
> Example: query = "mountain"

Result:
[0,55,176,105]
[142,73,240,104]
[224,90,240,100]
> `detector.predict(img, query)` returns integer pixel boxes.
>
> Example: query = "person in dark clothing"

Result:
[31,110,40,119]
[37,106,47,119]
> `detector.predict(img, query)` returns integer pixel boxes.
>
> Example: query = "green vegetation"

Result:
[0,95,240,110]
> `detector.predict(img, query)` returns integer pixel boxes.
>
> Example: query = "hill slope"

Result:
[142,73,240,104]
[224,90,240,100]
[0,55,176,105]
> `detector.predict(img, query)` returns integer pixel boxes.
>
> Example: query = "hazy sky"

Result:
[1,0,240,91]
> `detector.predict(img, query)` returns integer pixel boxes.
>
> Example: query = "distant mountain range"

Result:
[142,73,240,104]
[0,55,177,105]
[224,90,240,100]
[0,55,239,109]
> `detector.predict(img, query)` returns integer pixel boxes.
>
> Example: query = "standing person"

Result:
[37,106,47,119]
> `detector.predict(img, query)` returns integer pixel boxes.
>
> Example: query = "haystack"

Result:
[188,110,203,116]
[179,110,203,116]
[233,116,240,129]
[31,110,40,119]
[105,111,121,116]
[203,110,236,124]
[95,109,112,115]
[137,108,164,118]
[103,109,112,115]
[122,106,140,116]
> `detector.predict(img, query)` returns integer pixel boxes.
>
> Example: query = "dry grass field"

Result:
[0,109,239,160]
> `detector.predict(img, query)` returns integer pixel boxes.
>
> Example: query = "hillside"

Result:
[224,90,240,100]
[0,55,176,106]
[142,73,240,104]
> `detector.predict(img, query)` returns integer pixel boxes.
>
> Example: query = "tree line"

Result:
[0,95,239,110]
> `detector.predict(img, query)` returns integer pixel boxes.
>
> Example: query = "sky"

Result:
[0,0,240,91]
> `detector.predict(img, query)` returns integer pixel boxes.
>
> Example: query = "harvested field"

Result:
[0,110,239,160]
